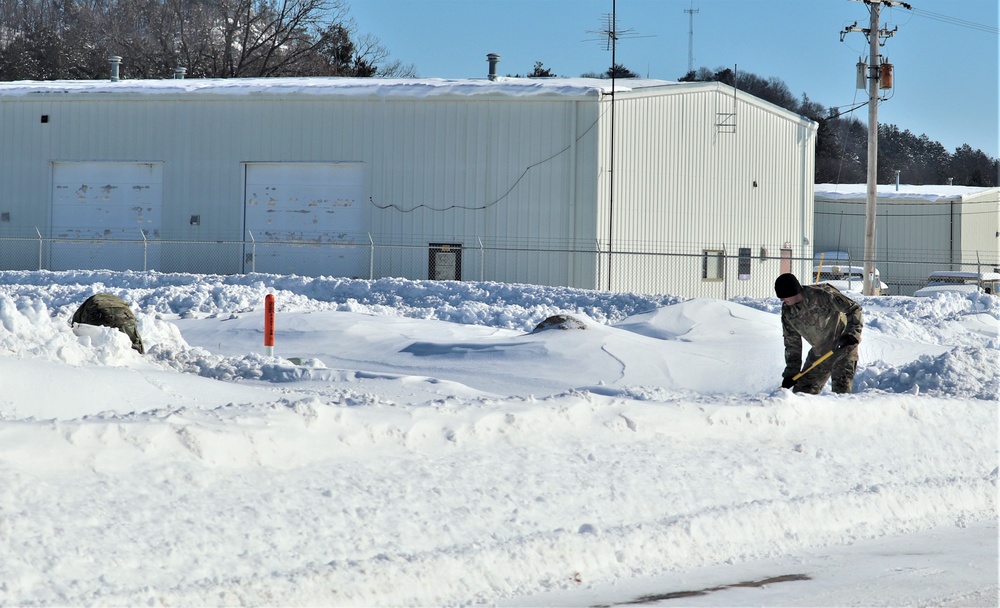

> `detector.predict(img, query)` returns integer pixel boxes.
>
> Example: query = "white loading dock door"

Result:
[51,162,163,271]
[244,163,364,276]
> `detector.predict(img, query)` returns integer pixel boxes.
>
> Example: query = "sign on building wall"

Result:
[429,243,462,281]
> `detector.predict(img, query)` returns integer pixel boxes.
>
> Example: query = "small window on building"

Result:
[702,249,724,281]
[429,243,462,281]
[738,247,751,280]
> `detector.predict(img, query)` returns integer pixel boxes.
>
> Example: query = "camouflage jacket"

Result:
[781,283,862,378]
[71,293,145,354]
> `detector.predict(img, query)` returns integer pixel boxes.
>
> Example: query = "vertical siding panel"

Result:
[605,84,815,296]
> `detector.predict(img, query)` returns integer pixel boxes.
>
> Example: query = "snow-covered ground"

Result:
[0,270,996,606]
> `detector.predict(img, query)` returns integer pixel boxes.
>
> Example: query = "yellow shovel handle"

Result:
[792,350,834,382]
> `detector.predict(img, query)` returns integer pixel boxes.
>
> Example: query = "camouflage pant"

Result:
[793,346,858,394]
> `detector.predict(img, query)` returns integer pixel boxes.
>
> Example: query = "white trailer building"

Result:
[814,184,1000,295]
[0,72,817,298]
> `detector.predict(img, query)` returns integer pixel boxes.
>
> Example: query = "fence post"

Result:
[596,240,602,290]
[247,231,256,273]
[35,227,43,270]
[478,236,484,281]
[139,228,148,271]
[368,233,374,280]
[723,245,729,300]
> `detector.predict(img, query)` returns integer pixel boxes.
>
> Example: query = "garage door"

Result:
[244,163,364,276]
[51,162,162,271]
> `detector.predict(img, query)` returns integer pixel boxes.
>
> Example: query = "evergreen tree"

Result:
[529,61,554,78]
[581,63,638,79]
[606,63,639,78]
[949,144,998,187]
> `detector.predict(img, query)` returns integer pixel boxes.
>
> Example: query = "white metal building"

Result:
[0,74,817,298]
[814,184,1000,295]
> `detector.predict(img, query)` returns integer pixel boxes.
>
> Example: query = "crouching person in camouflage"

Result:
[775,273,861,394]
[70,293,145,354]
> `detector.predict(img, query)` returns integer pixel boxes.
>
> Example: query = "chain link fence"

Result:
[1,232,996,297]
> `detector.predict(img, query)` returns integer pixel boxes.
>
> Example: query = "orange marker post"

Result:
[264,294,275,356]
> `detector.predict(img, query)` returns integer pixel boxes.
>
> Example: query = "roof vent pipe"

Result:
[174,66,186,79]
[487,53,500,81]
[948,177,954,186]
[109,56,121,82]
[895,169,900,191]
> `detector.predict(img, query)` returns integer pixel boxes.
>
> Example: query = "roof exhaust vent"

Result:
[487,53,500,81]
[174,66,187,79]
[109,56,121,82]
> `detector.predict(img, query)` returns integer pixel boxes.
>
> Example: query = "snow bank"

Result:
[0,270,995,606]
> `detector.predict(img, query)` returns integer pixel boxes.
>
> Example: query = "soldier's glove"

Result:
[781,376,796,389]
[836,334,859,351]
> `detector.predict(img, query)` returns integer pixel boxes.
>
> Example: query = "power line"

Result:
[368,107,608,213]
[906,7,1000,35]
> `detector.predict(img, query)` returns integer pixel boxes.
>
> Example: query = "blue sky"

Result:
[350,0,998,160]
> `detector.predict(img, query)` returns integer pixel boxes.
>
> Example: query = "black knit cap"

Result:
[774,273,802,298]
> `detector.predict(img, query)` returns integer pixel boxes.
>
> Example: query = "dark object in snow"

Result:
[532,314,586,333]
[71,293,145,354]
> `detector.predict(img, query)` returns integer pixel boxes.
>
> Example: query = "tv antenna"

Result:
[584,5,652,56]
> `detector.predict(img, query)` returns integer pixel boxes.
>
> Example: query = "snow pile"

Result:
[0,270,996,606]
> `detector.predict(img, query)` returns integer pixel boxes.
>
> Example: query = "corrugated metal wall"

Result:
[0,92,603,281]
[813,191,1000,295]
[367,98,591,242]
[595,83,816,297]
[814,198,949,295]
[957,191,1000,269]
[0,82,817,296]
[363,96,603,285]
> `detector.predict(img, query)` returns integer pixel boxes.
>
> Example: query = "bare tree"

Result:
[349,32,415,77]
[0,0,412,80]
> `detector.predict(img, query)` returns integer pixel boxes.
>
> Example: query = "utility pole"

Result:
[610,0,617,291]
[685,1,699,75]
[862,2,882,297]
[841,0,909,295]
[586,0,646,291]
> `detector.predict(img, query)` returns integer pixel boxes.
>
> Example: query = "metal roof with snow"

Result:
[815,183,997,202]
[0,76,676,99]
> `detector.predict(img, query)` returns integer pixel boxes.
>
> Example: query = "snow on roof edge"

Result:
[815,183,997,201]
[0,76,681,99]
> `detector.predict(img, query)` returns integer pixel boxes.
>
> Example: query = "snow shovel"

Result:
[782,349,836,389]
[792,350,834,383]
[785,343,855,388]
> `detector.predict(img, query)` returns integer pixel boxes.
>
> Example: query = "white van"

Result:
[812,251,888,295]
[913,271,1000,297]
[811,264,887,295]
